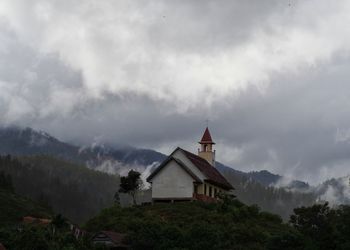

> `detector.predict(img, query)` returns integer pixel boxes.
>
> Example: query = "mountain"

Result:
[0,126,307,187]
[0,126,165,172]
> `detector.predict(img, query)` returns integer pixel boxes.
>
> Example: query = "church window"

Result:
[209,186,212,197]
[204,184,207,195]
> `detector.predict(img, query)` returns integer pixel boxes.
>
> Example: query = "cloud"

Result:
[1,0,350,111]
[1,1,350,184]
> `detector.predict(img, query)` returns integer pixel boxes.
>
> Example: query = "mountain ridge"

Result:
[0,126,307,188]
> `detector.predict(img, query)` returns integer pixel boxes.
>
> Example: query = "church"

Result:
[147,127,233,202]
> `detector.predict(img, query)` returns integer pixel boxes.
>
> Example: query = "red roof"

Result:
[181,149,233,190]
[100,231,127,245]
[200,127,215,144]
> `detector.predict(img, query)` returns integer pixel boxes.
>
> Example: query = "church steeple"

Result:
[198,127,216,166]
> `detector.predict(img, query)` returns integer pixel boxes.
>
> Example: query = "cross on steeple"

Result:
[205,119,210,128]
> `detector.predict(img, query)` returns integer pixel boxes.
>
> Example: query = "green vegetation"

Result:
[0,155,120,223]
[0,224,105,250]
[85,197,350,250]
[0,168,51,226]
[119,170,142,205]
[290,203,350,250]
[0,188,51,226]
[85,197,295,250]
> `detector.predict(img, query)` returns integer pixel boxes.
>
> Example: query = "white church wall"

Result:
[151,160,195,199]
[171,149,206,181]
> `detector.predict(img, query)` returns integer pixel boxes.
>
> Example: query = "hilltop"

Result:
[84,199,350,250]
[84,199,296,250]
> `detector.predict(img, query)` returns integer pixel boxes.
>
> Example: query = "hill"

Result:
[84,199,298,250]
[0,126,166,170]
[0,188,51,226]
[84,200,350,250]
[0,155,120,223]
[218,165,316,219]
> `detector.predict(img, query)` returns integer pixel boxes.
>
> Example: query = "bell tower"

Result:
[198,127,216,166]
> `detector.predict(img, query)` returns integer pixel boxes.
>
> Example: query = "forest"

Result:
[0,155,120,223]
[84,197,350,250]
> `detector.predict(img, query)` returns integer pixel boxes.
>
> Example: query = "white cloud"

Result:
[1,0,350,113]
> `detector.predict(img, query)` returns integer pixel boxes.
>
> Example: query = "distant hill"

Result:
[0,126,166,173]
[0,188,51,226]
[217,164,316,219]
[314,175,350,204]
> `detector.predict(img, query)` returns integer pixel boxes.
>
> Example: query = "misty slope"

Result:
[0,126,166,172]
[314,176,350,204]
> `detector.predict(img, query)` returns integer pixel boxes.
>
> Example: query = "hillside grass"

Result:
[85,200,301,250]
[0,189,51,226]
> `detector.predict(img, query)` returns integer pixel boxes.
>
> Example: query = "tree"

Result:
[289,202,336,250]
[114,192,120,206]
[0,171,14,192]
[118,170,142,206]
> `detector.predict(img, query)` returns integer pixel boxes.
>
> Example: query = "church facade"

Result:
[147,128,233,202]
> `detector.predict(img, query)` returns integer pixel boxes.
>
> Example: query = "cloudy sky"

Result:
[1,0,350,184]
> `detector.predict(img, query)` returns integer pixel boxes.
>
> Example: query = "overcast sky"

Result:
[1,0,350,184]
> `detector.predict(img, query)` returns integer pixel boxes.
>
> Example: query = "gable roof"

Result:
[199,127,215,144]
[179,148,233,190]
[146,156,202,183]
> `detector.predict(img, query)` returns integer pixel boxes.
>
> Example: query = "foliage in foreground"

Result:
[2,193,350,250]
[289,202,350,250]
[84,197,350,250]
[0,225,105,250]
[85,197,298,250]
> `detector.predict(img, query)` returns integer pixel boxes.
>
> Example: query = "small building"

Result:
[147,127,233,202]
[92,231,129,250]
[22,216,51,226]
